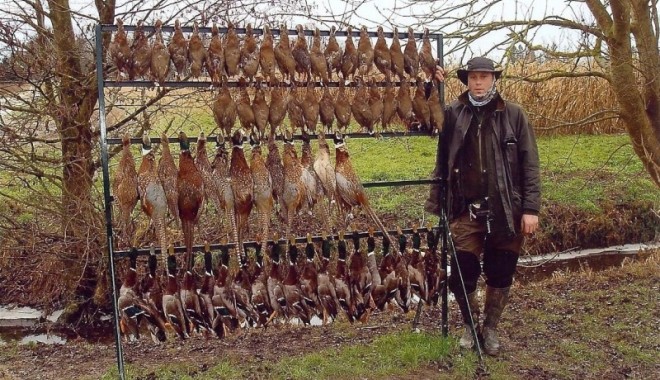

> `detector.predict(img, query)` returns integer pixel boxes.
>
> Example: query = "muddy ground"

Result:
[1,249,657,380]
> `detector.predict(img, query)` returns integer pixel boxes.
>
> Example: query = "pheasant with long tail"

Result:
[333,133,394,246]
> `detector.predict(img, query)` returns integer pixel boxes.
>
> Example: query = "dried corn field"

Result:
[443,60,624,136]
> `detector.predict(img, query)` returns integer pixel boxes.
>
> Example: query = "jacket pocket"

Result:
[503,139,519,187]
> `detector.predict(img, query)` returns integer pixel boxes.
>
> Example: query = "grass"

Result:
[272,331,451,379]
[101,250,658,380]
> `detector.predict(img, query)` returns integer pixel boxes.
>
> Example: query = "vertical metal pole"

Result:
[436,32,449,337]
[95,24,126,380]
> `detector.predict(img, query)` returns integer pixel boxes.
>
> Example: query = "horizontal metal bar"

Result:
[363,179,440,188]
[102,80,425,88]
[112,226,435,258]
[106,131,437,145]
[100,24,442,40]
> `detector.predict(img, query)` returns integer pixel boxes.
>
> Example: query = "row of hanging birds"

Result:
[108,18,438,85]
[117,225,446,342]
[113,128,400,277]
[210,68,444,137]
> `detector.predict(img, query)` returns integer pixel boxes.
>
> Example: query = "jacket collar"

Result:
[458,90,506,111]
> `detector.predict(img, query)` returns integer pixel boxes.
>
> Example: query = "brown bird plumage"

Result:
[333,134,394,246]
[419,28,436,80]
[229,129,253,257]
[224,22,241,78]
[188,21,207,79]
[236,77,256,132]
[334,235,355,323]
[259,25,276,82]
[274,24,296,82]
[390,27,405,81]
[374,26,391,80]
[113,134,138,249]
[249,134,273,255]
[368,78,383,133]
[211,136,237,242]
[194,132,217,214]
[317,236,340,324]
[158,132,179,227]
[137,133,168,257]
[281,131,305,240]
[130,20,151,80]
[313,131,337,230]
[168,19,188,79]
[319,85,335,133]
[300,131,325,232]
[266,131,285,224]
[150,20,170,85]
[212,78,237,138]
[177,131,204,270]
[324,26,342,80]
[240,23,260,82]
[292,24,311,82]
[357,26,374,76]
[287,81,305,134]
[310,28,329,84]
[351,77,375,134]
[302,81,320,133]
[403,27,419,79]
[428,82,444,134]
[412,77,431,131]
[381,79,397,131]
[109,18,131,79]
[206,22,225,85]
[348,233,373,322]
[268,79,288,135]
[340,26,358,82]
[252,78,270,140]
[396,79,414,130]
[163,254,189,339]
[334,80,352,132]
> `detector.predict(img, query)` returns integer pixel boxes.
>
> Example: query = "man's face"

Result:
[467,71,495,97]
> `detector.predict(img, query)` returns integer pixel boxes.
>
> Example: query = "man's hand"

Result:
[434,65,445,83]
[521,214,539,235]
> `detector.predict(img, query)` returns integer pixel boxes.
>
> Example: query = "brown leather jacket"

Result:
[425,90,541,237]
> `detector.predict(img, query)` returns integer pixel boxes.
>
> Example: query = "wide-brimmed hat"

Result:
[456,57,503,85]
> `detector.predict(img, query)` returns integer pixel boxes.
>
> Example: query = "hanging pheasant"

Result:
[168,19,188,80]
[113,134,138,249]
[177,131,204,270]
[206,22,225,86]
[137,133,168,257]
[324,26,342,80]
[240,23,260,82]
[403,27,419,79]
[187,21,207,80]
[249,133,273,255]
[259,25,276,83]
[333,133,394,246]
[150,19,170,85]
[158,132,179,227]
[229,129,253,258]
[109,18,131,80]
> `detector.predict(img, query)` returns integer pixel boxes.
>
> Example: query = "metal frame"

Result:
[95,22,446,380]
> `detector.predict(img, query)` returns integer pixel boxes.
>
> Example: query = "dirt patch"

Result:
[1,250,658,379]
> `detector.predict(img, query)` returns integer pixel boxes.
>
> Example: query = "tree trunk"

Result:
[593,0,660,186]
[48,0,104,315]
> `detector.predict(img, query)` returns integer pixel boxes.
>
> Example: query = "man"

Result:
[425,57,541,355]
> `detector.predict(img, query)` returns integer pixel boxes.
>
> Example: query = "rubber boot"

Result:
[482,286,510,356]
[455,291,480,349]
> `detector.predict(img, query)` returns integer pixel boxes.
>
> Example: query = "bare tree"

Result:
[381,0,659,186]
[0,0,308,321]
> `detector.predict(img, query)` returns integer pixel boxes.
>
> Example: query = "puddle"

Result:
[0,328,68,346]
